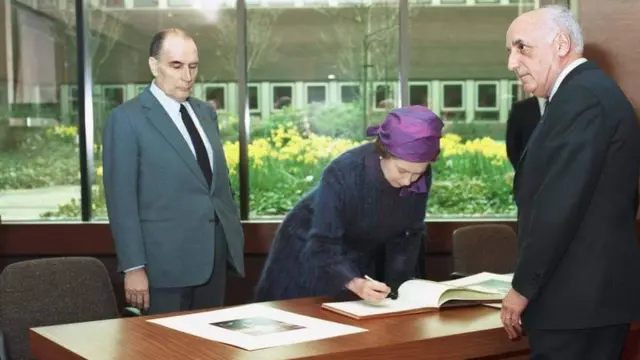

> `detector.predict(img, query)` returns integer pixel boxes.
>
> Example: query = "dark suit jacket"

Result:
[505,96,541,170]
[512,61,640,330]
[102,88,245,289]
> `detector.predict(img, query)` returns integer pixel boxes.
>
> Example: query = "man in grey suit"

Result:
[102,28,244,315]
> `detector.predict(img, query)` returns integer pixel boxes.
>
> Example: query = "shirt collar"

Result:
[150,81,183,114]
[536,96,546,116]
[549,57,587,100]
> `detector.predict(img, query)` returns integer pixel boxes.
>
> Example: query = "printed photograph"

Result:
[210,317,306,336]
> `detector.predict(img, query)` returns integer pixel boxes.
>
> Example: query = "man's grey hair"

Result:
[541,5,584,53]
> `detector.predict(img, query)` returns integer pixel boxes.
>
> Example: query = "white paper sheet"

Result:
[148,304,368,351]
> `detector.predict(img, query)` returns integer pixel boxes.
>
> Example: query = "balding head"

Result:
[505,5,583,98]
[148,29,199,102]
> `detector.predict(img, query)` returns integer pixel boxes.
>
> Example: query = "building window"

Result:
[476,0,500,3]
[510,81,521,105]
[409,83,430,107]
[441,0,465,4]
[204,85,227,111]
[305,84,327,104]
[441,82,465,121]
[374,83,393,109]
[475,81,499,121]
[339,83,360,103]
[103,86,124,108]
[271,84,293,110]
[248,84,260,112]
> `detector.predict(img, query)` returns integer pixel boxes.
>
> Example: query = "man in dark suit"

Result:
[102,29,245,315]
[502,5,640,359]
[505,96,544,170]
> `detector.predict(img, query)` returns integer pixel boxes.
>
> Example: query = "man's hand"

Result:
[124,268,150,311]
[346,277,391,302]
[500,288,529,340]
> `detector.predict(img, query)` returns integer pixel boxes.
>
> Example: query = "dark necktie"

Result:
[179,104,212,187]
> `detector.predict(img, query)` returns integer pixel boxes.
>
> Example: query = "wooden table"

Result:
[30,297,533,360]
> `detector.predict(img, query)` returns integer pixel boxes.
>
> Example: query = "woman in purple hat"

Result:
[255,106,444,302]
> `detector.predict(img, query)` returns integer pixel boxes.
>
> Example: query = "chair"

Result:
[450,224,518,279]
[0,257,119,360]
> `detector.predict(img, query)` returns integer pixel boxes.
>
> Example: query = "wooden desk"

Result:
[30,297,530,360]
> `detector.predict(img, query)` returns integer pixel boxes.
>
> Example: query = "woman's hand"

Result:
[346,277,391,302]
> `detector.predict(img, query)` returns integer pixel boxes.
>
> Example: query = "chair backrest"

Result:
[452,224,518,277]
[0,257,119,360]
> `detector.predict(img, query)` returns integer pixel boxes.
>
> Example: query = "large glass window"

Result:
[247,1,399,218]
[0,3,79,221]
[0,0,574,222]
[38,2,239,221]
[408,4,531,218]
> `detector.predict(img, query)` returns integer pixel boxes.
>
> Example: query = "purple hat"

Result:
[366,105,443,163]
[366,106,443,195]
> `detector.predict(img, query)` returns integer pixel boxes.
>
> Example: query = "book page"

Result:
[322,297,425,318]
[397,279,454,308]
[322,279,450,317]
[440,272,513,296]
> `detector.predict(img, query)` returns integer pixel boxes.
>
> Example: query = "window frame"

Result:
[475,80,500,111]
[508,80,522,104]
[371,81,396,111]
[338,82,361,104]
[202,83,229,112]
[440,81,465,111]
[248,83,261,114]
[101,85,126,106]
[304,82,329,105]
[270,82,295,110]
[408,81,431,107]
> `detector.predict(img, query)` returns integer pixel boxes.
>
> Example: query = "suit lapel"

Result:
[140,89,209,189]
[189,98,217,193]
[512,61,596,192]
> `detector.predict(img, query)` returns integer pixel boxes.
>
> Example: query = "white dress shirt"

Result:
[537,96,547,116]
[549,57,588,101]
[149,82,214,169]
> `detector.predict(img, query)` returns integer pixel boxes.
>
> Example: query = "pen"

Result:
[365,275,398,299]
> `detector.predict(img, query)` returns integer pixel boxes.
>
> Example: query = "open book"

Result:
[321,272,513,320]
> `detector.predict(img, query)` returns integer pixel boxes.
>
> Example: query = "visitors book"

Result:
[322,272,513,320]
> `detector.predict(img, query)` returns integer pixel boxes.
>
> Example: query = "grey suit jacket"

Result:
[102,87,244,289]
